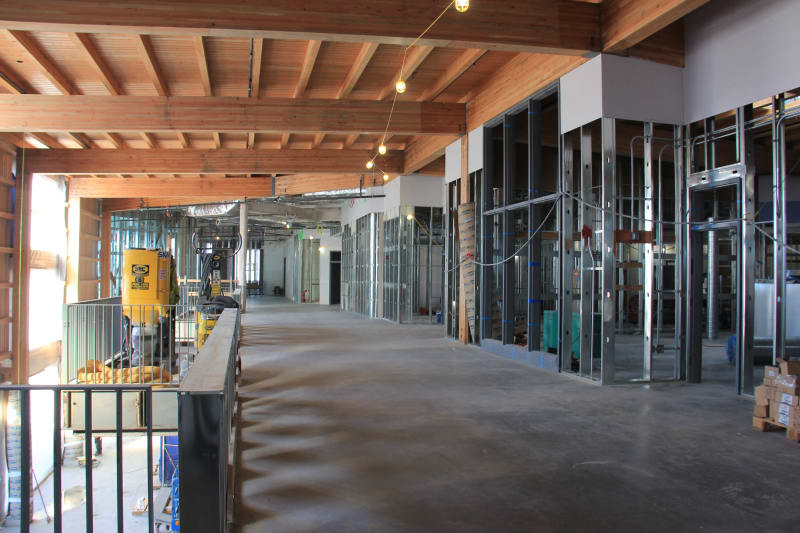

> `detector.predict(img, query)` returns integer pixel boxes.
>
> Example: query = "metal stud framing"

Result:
[560,133,575,372]
[601,117,617,385]
[642,122,654,381]
[579,126,593,378]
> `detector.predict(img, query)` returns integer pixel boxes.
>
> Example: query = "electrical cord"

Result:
[446,200,558,273]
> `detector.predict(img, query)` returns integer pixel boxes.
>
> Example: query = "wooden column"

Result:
[13,148,31,383]
[100,207,111,298]
[458,137,469,343]
[65,193,81,304]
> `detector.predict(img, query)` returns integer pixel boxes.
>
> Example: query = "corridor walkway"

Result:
[234,298,799,532]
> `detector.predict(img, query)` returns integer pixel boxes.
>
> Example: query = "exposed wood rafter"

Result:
[70,32,123,95]
[0,1,602,55]
[0,95,466,136]
[26,148,405,175]
[4,29,76,94]
[134,35,168,96]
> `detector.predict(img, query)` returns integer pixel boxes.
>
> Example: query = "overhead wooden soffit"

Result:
[93,172,380,206]
[103,196,248,211]
[0,0,601,55]
[27,148,404,175]
[71,177,274,198]
[0,95,465,136]
[602,0,711,53]
[404,53,587,175]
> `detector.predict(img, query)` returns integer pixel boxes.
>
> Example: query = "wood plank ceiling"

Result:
[0,0,705,203]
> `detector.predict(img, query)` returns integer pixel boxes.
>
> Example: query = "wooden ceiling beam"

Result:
[250,37,263,98]
[25,148,404,175]
[140,132,159,149]
[193,36,213,97]
[68,132,97,149]
[274,173,384,196]
[378,45,433,100]
[104,196,247,211]
[0,95,466,136]
[337,42,379,99]
[317,41,378,147]
[465,53,586,131]
[418,49,487,102]
[294,40,321,98]
[0,58,31,94]
[403,135,458,175]
[602,0,710,53]
[0,1,601,55]
[69,33,123,95]
[4,30,76,94]
[28,132,61,149]
[70,176,273,198]
[104,133,126,149]
[134,35,168,96]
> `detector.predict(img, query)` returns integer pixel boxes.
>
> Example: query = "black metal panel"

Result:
[528,99,543,352]
[178,392,224,533]
[502,114,515,344]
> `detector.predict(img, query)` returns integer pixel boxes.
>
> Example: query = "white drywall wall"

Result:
[445,138,461,184]
[263,241,285,295]
[560,55,603,134]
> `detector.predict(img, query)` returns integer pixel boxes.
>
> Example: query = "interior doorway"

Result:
[330,251,341,305]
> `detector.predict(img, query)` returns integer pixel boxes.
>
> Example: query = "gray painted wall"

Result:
[684,0,800,123]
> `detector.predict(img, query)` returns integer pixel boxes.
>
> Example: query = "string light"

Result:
[383,173,389,182]
[406,213,414,221]
[364,0,469,170]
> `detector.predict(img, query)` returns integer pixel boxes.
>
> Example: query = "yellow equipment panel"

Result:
[122,248,171,324]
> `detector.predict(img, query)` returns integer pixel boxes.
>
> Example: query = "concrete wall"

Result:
[684,0,800,123]
[263,241,286,295]
[318,232,342,305]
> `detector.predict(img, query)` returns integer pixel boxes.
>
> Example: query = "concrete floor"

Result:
[235,298,799,533]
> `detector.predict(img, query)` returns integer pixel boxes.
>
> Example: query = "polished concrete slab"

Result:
[234,298,799,532]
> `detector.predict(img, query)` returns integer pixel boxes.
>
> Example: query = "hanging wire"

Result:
[446,200,559,273]
[370,0,460,163]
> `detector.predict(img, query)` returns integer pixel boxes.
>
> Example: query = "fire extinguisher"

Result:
[302,289,308,302]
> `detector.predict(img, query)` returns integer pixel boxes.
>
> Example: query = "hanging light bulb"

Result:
[395,79,406,94]
[454,0,469,13]
[383,173,389,181]
[366,160,374,169]
[406,213,413,221]
[378,144,387,155]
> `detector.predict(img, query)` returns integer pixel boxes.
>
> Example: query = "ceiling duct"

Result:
[187,203,237,217]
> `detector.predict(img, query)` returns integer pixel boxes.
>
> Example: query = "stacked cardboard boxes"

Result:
[753,359,800,443]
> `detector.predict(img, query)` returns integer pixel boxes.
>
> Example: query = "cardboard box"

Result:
[755,385,772,406]
[768,400,800,428]
[778,359,800,376]
[764,365,780,386]
[777,391,799,407]
[776,374,800,395]
[753,404,769,418]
